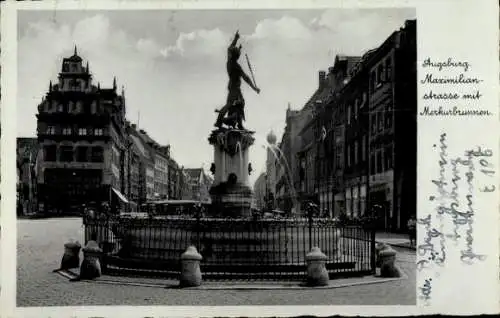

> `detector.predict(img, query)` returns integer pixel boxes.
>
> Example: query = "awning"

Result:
[112,188,129,204]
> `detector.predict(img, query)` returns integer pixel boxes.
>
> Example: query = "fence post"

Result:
[370,229,376,274]
[308,209,313,250]
[196,210,201,249]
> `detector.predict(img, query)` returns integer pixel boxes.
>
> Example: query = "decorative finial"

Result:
[86,61,89,73]
[121,85,125,96]
[49,80,52,92]
[113,76,117,90]
[97,82,100,90]
[74,45,77,56]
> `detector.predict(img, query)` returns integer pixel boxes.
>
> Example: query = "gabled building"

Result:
[184,168,213,203]
[36,47,128,214]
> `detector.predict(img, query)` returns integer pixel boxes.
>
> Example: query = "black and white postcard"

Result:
[1,0,499,317]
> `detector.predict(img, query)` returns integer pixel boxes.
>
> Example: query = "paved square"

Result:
[17,218,416,306]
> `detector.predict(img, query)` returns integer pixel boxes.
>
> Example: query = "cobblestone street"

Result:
[17,218,416,306]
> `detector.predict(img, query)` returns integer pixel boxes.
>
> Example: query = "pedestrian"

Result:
[407,215,417,247]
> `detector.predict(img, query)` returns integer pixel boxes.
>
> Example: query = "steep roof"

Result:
[129,134,151,160]
[184,168,203,182]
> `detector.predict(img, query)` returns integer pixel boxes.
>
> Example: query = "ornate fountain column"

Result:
[208,128,254,218]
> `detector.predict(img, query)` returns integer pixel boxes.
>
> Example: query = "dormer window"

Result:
[78,128,87,136]
[47,126,56,135]
[94,128,104,136]
[62,127,72,135]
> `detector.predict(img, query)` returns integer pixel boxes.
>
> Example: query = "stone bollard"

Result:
[180,246,203,287]
[379,247,402,278]
[72,240,102,281]
[53,241,81,272]
[305,247,329,287]
[375,242,390,268]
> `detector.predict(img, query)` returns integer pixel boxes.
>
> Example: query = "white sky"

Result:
[17,8,416,186]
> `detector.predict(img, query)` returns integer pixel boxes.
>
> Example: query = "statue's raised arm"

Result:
[230,30,240,48]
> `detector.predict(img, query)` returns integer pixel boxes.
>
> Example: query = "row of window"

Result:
[44,145,104,163]
[346,92,367,126]
[371,104,394,134]
[346,136,367,168]
[370,57,393,93]
[43,100,103,114]
[370,146,394,174]
[319,139,392,175]
[45,126,104,136]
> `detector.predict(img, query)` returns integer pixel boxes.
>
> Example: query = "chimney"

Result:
[318,70,326,87]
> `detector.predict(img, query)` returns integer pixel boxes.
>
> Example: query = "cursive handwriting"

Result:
[418,134,494,305]
[419,278,433,303]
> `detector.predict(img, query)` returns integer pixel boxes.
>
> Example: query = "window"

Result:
[354,99,358,120]
[360,92,367,108]
[75,101,83,113]
[76,146,88,162]
[362,135,366,161]
[385,57,393,81]
[91,146,104,162]
[386,103,393,129]
[78,128,87,136]
[371,114,377,134]
[47,126,56,135]
[347,105,351,125]
[60,146,73,162]
[377,150,383,174]
[62,127,72,135]
[378,112,384,132]
[354,141,358,165]
[63,63,69,72]
[370,154,376,174]
[370,71,376,92]
[377,64,384,86]
[57,104,64,112]
[385,145,393,170]
[347,145,351,167]
[94,128,103,136]
[91,101,97,114]
[68,101,74,113]
[44,145,57,161]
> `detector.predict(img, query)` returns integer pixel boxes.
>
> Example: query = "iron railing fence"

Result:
[83,215,375,280]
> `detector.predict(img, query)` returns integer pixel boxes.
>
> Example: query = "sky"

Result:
[17,8,416,186]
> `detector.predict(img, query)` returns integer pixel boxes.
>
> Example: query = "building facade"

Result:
[265,131,277,210]
[184,168,213,202]
[253,172,267,210]
[366,20,417,230]
[273,19,416,231]
[36,48,128,214]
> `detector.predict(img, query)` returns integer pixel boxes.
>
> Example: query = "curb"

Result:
[55,269,408,291]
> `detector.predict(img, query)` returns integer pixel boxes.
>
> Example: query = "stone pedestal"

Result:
[379,247,401,278]
[54,241,81,271]
[78,240,102,280]
[208,128,255,218]
[180,246,203,287]
[305,247,329,286]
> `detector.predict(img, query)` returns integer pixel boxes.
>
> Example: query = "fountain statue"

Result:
[209,30,261,218]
